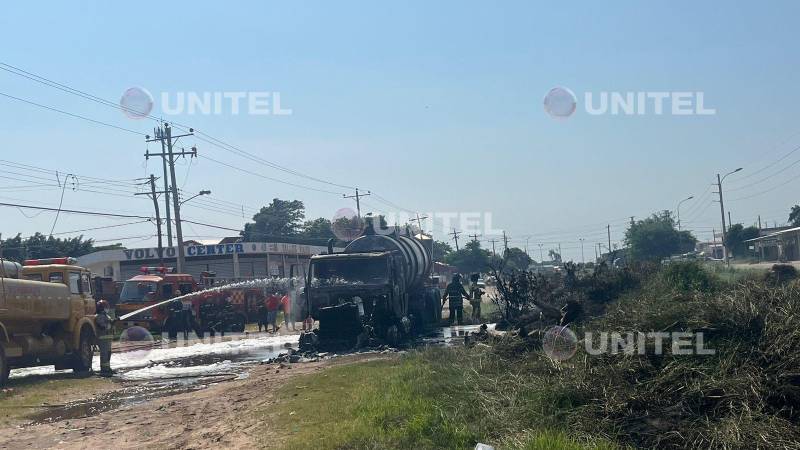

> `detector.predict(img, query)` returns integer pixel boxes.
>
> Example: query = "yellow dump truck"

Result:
[0,258,99,387]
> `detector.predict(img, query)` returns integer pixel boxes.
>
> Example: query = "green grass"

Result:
[261,351,620,450]
[520,431,618,450]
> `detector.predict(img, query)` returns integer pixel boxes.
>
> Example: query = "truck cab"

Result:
[307,252,398,315]
[115,267,197,330]
[21,258,96,318]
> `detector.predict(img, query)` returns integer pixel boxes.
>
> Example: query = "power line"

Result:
[0,90,143,135]
[0,62,356,191]
[728,174,800,202]
[199,154,344,195]
[726,151,800,193]
[0,62,418,213]
[0,201,153,219]
[50,220,153,236]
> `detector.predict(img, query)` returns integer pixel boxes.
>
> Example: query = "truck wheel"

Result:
[0,346,9,388]
[426,293,442,325]
[231,315,246,333]
[72,328,94,374]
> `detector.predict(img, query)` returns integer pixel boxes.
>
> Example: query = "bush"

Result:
[485,264,800,449]
[765,263,798,284]
[661,261,716,292]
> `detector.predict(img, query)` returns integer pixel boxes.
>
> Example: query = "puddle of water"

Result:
[15,333,299,425]
[25,378,215,425]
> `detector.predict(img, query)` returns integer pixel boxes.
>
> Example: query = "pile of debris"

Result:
[263,335,407,365]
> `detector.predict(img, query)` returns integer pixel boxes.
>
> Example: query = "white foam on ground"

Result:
[10,333,299,380]
[120,360,238,380]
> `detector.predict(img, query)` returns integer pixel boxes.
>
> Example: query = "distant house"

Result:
[744,226,800,262]
[432,261,458,287]
[696,241,723,259]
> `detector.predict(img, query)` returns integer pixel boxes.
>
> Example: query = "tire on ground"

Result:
[232,314,246,332]
[0,345,9,387]
[72,327,95,374]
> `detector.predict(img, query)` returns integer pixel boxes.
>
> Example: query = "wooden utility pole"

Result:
[450,228,462,250]
[502,231,509,253]
[343,188,371,218]
[152,126,173,246]
[716,174,728,264]
[488,239,498,258]
[135,175,164,265]
[411,213,428,234]
[468,233,481,243]
[146,123,196,273]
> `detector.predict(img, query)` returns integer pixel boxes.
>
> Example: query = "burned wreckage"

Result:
[302,218,442,346]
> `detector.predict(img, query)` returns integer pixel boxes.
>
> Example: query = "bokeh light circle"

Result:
[120,87,154,119]
[543,86,577,119]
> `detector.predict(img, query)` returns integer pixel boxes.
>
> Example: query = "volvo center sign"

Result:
[123,243,246,261]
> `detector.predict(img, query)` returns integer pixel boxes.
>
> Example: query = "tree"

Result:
[548,249,562,263]
[790,205,800,227]
[503,247,533,271]
[431,240,453,262]
[241,199,305,240]
[0,233,103,262]
[725,224,759,257]
[299,217,335,240]
[625,210,697,262]
[444,240,492,274]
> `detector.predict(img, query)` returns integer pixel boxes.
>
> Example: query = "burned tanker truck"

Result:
[304,218,442,346]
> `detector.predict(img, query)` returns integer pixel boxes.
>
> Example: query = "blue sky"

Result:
[1,1,799,261]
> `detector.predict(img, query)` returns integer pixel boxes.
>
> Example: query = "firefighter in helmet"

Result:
[95,300,114,377]
[442,274,470,325]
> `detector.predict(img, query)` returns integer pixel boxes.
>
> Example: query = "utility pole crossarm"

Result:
[343,188,371,218]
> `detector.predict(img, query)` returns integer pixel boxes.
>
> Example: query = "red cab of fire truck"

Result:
[115,267,198,331]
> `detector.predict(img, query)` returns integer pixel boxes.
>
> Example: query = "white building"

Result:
[78,238,340,281]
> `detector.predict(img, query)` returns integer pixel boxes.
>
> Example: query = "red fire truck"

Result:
[117,268,258,334]
[115,267,198,331]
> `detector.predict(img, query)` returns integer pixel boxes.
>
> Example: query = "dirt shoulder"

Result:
[0,374,116,427]
[0,353,391,450]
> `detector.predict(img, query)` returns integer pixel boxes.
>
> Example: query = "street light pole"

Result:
[179,190,211,205]
[677,195,694,231]
[676,195,694,254]
[717,168,743,264]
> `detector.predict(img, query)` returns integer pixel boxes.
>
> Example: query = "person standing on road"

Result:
[442,274,470,325]
[266,291,281,333]
[95,300,115,377]
[257,300,268,332]
[167,299,183,340]
[280,290,295,331]
[470,285,485,323]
